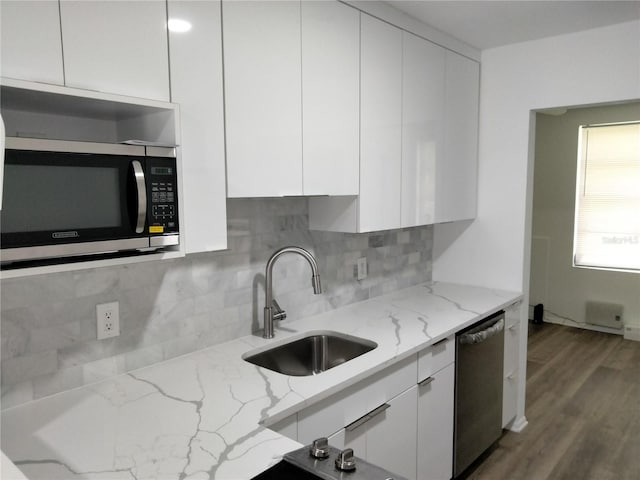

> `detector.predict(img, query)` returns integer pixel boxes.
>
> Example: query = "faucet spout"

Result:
[264,246,322,339]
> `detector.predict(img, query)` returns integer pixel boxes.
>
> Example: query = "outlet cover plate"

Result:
[96,301,120,340]
[357,257,368,280]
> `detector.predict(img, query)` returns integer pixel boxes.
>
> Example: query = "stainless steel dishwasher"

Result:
[453,310,505,478]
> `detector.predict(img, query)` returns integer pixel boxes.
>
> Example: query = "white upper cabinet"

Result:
[359,13,403,232]
[301,1,359,196]
[59,0,170,101]
[436,51,480,223]
[168,0,227,254]
[0,1,64,85]
[223,0,303,197]
[224,0,359,198]
[401,32,446,228]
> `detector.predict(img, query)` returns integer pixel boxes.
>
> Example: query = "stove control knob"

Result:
[335,448,356,471]
[310,437,330,459]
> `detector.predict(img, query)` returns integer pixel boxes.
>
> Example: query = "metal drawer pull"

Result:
[433,337,449,347]
[345,403,390,431]
[418,376,435,387]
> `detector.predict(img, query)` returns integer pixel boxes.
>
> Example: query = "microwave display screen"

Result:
[1,164,121,233]
[151,166,173,175]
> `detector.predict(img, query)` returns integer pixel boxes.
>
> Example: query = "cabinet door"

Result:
[401,32,445,228]
[301,1,359,196]
[329,425,367,457]
[359,14,402,232]
[417,363,454,480]
[0,1,64,85]
[366,387,418,480]
[436,52,479,223]
[223,0,302,197]
[168,0,227,254]
[334,388,417,480]
[60,0,170,101]
[503,302,521,427]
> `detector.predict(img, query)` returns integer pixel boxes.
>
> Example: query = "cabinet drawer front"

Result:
[366,354,416,411]
[417,335,455,381]
[298,354,416,444]
[298,379,369,445]
[505,301,521,329]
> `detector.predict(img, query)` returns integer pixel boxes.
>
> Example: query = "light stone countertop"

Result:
[1,281,522,480]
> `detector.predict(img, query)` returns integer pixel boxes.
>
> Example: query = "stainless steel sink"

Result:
[243,331,377,376]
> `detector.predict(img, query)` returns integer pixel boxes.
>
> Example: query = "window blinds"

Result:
[573,122,640,272]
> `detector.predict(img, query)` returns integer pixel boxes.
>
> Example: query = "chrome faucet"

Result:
[264,246,322,339]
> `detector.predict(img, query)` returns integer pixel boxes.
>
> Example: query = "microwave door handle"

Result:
[131,160,147,234]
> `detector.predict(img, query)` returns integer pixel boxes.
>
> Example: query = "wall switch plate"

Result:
[356,257,368,280]
[96,301,120,340]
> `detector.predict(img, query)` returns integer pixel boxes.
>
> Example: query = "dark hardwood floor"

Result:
[467,323,640,480]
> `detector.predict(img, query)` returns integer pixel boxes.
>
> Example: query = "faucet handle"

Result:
[272,299,287,321]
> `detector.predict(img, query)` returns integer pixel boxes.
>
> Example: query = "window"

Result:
[573,122,640,272]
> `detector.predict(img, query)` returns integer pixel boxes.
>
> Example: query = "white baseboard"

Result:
[624,325,640,342]
[507,415,528,433]
[544,314,623,336]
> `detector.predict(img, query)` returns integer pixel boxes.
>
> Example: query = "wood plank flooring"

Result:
[466,323,640,480]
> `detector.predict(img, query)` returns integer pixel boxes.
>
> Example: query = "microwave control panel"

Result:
[147,158,179,233]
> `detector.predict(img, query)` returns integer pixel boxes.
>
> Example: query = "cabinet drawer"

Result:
[298,354,416,444]
[417,335,454,382]
[505,301,521,329]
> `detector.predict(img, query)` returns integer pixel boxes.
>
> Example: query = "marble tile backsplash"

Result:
[1,198,433,409]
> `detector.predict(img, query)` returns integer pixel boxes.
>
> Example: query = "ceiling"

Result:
[385,1,640,50]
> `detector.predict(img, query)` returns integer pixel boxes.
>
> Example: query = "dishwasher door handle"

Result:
[459,318,504,345]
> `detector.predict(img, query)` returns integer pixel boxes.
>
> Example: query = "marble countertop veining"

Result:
[1,282,522,480]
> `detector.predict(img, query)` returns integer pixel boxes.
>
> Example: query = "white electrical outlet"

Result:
[357,257,368,280]
[96,301,120,340]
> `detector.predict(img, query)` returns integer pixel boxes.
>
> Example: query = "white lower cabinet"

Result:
[328,386,418,480]
[367,386,418,480]
[502,301,522,427]
[417,362,455,480]
[294,346,457,480]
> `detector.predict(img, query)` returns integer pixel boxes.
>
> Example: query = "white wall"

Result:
[531,104,640,331]
[433,20,640,430]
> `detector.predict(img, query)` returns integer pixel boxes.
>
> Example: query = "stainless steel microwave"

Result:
[1,137,180,266]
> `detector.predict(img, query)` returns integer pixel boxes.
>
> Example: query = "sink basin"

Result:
[243,331,377,376]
